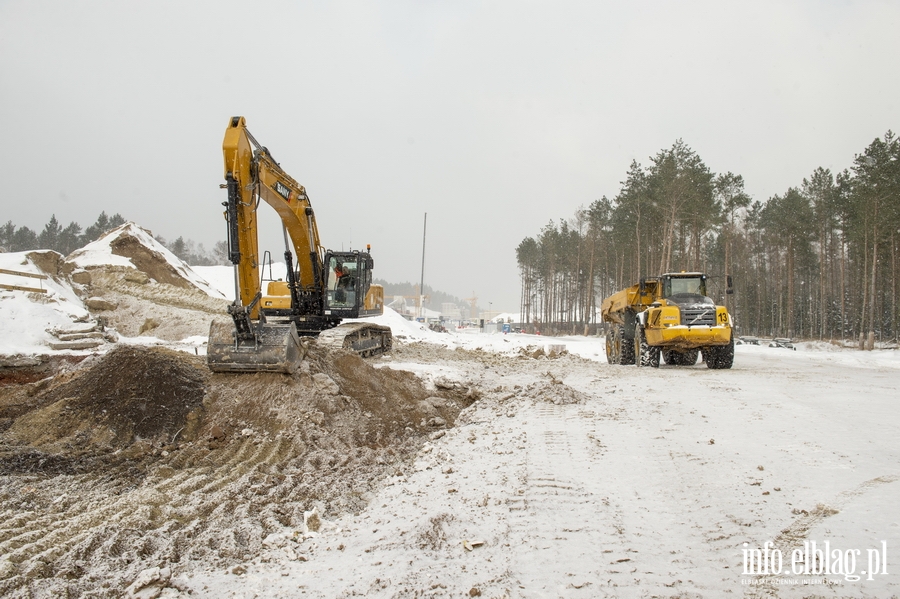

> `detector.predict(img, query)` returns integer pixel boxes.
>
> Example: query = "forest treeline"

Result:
[516,132,900,344]
[0,212,228,266]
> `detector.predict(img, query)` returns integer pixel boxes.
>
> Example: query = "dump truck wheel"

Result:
[705,334,734,369]
[605,328,619,364]
[662,349,697,366]
[634,325,659,368]
[682,349,699,365]
[663,349,697,366]
[619,325,635,365]
[663,350,683,365]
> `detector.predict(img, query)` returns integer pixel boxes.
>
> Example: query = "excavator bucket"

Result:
[207,320,305,374]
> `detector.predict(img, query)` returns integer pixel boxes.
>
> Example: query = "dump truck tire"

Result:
[634,324,660,368]
[605,328,618,364]
[664,348,699,366]
[704,334,734,369]
[682,349,699,365]
[619,325,636,365]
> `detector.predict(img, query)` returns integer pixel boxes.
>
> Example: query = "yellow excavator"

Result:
[207,116,391,374]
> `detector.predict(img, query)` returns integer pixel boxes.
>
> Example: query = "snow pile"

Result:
[67,222,225,299]
[0,223,234,357]
[0,250,91,355]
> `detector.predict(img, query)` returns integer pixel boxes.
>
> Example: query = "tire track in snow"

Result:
[0,435,303,590]
[507,402,611,596]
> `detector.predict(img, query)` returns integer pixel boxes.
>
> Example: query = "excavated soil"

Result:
[0,342,478,598]
[1,346,207,453]
[109,233,194,289]
[71,268,229,341]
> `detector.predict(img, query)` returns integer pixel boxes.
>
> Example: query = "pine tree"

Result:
[58,222,84,255]
[0,221,14,251]
[11,227,38,251]
[38,215,62,251]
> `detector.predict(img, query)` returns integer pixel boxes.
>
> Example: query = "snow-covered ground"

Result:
[0,251,90,355]
[181,302,900,597]
[0,223,226,356]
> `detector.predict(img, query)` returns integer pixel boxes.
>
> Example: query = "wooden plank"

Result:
[47,339,103,350]
[0,268,48,280]
[0,283,47,293]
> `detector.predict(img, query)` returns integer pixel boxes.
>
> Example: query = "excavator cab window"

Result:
[327,256,357,307]
[325,256,360,309]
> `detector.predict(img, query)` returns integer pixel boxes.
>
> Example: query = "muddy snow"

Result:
[1,224,899,598]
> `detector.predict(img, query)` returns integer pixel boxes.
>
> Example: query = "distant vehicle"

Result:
[737,336,760,345]
[769,338,796,350]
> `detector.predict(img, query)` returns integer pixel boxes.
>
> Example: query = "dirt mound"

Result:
[0,341,480,598]
[56,223,228,342]
[2,346,207,451]
[518,378,589,405]
[108,232,193,289]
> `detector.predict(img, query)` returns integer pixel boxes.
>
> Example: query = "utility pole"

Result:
[419,213,427,319]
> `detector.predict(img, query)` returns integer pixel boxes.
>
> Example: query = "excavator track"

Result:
[315,322,393,358]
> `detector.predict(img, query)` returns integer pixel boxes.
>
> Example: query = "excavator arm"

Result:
[222,116,325,318]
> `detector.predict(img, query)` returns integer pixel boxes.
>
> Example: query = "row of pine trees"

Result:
[516,132,900,344]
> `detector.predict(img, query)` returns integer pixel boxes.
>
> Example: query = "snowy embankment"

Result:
[0,223,227,356]
[0,251,90,355]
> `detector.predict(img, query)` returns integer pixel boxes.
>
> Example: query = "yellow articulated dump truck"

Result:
[600,272,734,369]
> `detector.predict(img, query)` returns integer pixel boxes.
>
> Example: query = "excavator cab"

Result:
[323,250,384,318]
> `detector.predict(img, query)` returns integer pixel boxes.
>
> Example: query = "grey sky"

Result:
[2,1,898,312]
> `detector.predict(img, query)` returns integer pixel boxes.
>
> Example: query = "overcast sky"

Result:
[1,1,898,312]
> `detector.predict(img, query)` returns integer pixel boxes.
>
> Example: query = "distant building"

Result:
[441,302,462,320]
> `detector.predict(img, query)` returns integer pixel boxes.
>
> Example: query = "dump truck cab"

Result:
[645,272,729,331]
[661,272,706,299]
